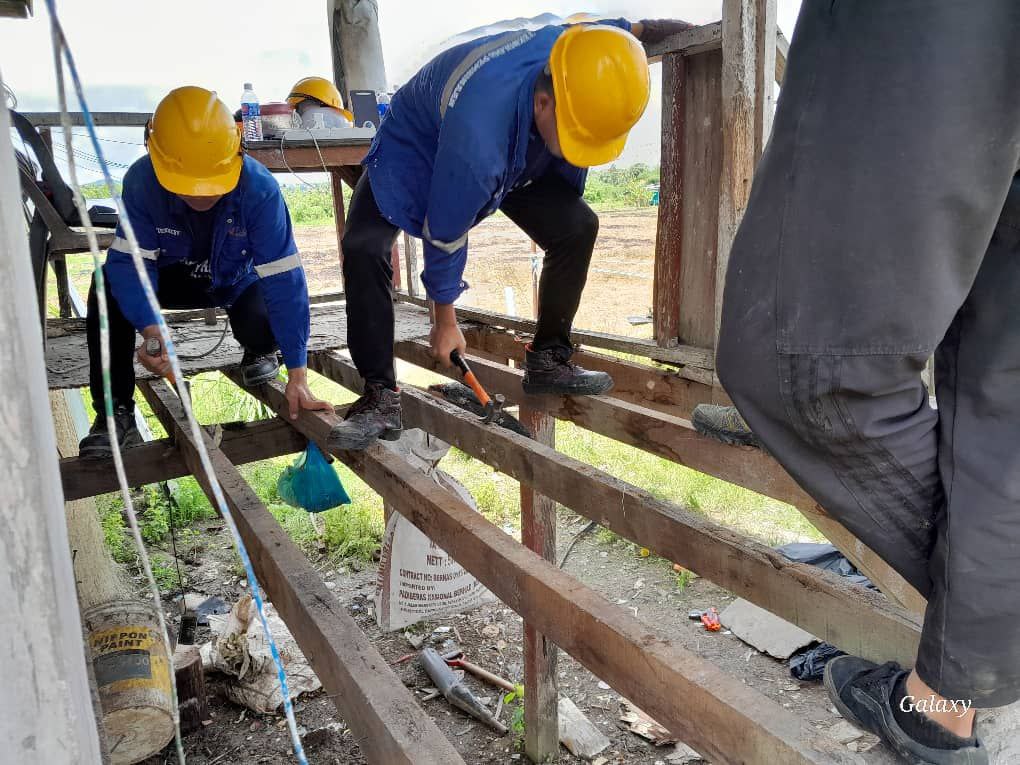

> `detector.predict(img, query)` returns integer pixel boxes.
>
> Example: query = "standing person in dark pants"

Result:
[707,3,1020,763]
[329,18,693,450]
[79,86,330,458]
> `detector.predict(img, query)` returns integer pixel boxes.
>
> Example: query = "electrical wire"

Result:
[44,3,309,762]
[277,128,331,188]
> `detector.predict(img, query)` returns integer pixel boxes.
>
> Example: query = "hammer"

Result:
[449,349,505,425]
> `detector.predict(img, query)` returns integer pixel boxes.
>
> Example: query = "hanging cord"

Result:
[277,127,330,188]
[47,13,186,765]
[44,2,309,763]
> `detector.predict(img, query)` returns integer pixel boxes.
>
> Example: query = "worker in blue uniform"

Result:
[80,86,330,457]
[330,18,691,450]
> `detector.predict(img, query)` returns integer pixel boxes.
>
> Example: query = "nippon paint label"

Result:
[89,625,171,696]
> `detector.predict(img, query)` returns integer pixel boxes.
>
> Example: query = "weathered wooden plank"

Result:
[643,21,722,60]
[462,325,714,418]
[310,351,922,666]
[519,406,559,762]
[245,142,369,173]
[60,418,306,501]
[22,111,150,127]
[776,28,790,85]
[754,0,778,157]
[653,53,685,347]
[396,292,714,370]
[139,380,465,765]
[330,169,347,272]
[233,371,855,765]
[680,49,724,349]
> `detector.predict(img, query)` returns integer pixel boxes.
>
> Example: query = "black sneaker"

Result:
[824,656,987,765]
[327,384,402,451]
[78,404,143,459]
[691,404,763,448]
[521,345,613,396]
[240,350,280,386]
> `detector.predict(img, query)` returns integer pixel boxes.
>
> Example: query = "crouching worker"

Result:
[79,86,329,458]
[331,18,690,450]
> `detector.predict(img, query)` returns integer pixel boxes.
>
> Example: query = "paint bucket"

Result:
[84,601,175,764]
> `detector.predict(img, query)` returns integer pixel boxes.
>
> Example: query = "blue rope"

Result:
[44,2,309,762]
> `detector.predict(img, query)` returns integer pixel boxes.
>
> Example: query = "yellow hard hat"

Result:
[147,86,242,196]
[549,25,650,168]
[287,76,344,110]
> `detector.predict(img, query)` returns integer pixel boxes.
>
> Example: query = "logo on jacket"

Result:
[156,227,181,236]
[228,226,248,238]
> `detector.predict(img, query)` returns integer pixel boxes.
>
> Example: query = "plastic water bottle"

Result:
[241,82,263,142]
[376,92,391,121]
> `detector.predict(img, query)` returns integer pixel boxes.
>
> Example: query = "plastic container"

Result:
[376,92,391,120]
[259,101,296,139]
[240,82,263,142]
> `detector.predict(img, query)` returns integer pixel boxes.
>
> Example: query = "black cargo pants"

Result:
[717,0,1020,707]
[341,171,599,389]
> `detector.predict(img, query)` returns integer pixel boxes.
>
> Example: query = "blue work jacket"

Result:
[364,18,631,304]
[105,155,309,368]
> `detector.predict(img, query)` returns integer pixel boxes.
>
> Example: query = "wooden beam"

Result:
[310,351,921,666]
[231,372,854,765]
[60,418,306,501]
[643,21,722,60]
[21,111,150,127]
[330,170,347,276]
[0,80,104,763]
[245,142,369,172]
[753,0,778,157]
[462,325,714,418]
[139,381,464,765]
[519,406,559,762]
[396,292,714,370]
[776,29,790,85]
[653,53,685,347]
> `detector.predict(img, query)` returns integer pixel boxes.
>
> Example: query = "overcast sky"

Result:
[1,1,801,182]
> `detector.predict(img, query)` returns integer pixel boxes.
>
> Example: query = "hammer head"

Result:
[482,393,506,424]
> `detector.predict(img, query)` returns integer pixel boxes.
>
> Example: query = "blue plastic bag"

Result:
[277,442,351,513]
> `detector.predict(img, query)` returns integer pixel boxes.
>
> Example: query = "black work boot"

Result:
[691,404,763,448]
[240,350,280,386]
[521,345,613,396]
[327,384,402,451]
[824,656,987,765]
[79,404,143,459]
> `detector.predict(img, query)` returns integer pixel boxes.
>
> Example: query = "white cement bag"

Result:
[375,430,495,631]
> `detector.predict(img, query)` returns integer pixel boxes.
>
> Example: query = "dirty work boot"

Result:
[521,345,613,396]
[78,404,143,459]
[691,404,762,448]
[824,656,987,765]
[240,350,281,386]
[327,384,402,451]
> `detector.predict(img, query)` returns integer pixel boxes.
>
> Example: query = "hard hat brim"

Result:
[556,120,628,168]
[151,152,243,196]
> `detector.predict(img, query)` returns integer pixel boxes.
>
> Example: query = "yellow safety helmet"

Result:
[147,86,242,196]
[549,25,650,168]
[287,76,354,122]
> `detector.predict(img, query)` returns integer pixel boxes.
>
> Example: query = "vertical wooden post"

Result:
[403,232,419,297]
[0,76,105,764]
[391,241,402,291]
[330,169,347,281]
[715,0,776,345]
[36,126,74,318]
[519,406,558,762]
[652,53,686,347]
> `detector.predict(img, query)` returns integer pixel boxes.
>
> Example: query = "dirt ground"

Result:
[297,209,658,339]
[142,506,879,765]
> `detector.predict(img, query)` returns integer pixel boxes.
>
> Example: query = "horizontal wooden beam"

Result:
[246,143,369,172]
[139,380,464,765]
[395,292,714,371]
[395,339,814,510]
[22,111,151,127]
[60,418,306,501]
[644,21,722,60]
[311,351,921,665]
[230,371,853,765]
[462,325,714,419]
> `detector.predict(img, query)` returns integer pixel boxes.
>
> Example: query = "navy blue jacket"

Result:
[364,19,631,304]
[105,156,310,368]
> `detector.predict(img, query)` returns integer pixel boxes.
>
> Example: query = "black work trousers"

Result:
[341,171,599,389]
[717,0,1020,707]
[87,264,276,415]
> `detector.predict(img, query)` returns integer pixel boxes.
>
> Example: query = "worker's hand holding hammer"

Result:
[138,325,172,377]
[429,303,466,368]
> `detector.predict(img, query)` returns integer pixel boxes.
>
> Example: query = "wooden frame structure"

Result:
[20,1,996,762]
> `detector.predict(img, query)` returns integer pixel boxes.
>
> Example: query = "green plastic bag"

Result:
[277,442,351,513]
